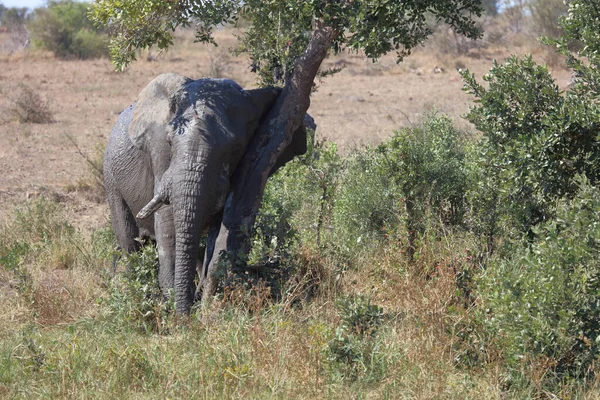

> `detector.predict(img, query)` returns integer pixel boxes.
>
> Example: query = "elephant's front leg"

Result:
[154,206,176,295]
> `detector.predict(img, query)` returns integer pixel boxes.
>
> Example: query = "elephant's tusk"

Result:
[137,195,164,219]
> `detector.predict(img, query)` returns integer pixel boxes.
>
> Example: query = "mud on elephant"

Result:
[104,73,308,314]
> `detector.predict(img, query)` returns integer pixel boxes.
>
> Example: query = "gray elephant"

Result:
[104,73,307,314]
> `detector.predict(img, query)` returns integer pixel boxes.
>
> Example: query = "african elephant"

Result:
[104,73,307,314]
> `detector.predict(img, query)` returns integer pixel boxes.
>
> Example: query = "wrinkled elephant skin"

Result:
[104,73,305,314]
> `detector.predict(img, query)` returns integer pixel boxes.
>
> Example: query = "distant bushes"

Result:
[28,1,108,59]
[0,6,29,32]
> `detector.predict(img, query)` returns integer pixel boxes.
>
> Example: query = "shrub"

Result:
[0,6,29,32]
[6,84,53,124]
[332,149,398,254]
[28,1,108,60]
[327,295,387,381]
[258,129,342,251]
[544,0,600,97]
[461,55,600,250]
[528,0,567,38]
[376,113,468,258]
[479,178,600,382]
[104,244,173,334]
[248,129,342,295]
[70,27,110,59]
[250,176,298,267]
[264,114,468,262]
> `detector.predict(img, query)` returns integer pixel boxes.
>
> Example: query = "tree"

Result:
[90,0,483,303]
[0,6,29,32]
[29,1,108,59]
[481,0,497,16]
[528,0,568,38]
[544,0,600,97]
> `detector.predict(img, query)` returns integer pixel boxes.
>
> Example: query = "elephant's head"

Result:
[132,77,281,313]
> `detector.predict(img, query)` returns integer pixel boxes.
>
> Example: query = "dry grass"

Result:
[1,196,597,398]
[0,198,109,335]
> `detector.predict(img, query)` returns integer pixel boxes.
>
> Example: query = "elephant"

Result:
[104,73,308,314]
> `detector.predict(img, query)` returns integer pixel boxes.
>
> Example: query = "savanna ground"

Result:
[0,23,590,398]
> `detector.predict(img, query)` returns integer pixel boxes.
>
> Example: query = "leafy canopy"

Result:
[90,0,483,79]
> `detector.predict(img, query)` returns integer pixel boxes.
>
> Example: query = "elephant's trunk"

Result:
[171,160,215,314]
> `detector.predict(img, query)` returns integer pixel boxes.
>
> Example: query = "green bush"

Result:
[479,177,600,381]
[461,55,600,251]
[248,129,342,292]
[104,244,173,334]
[376,113,468,258]
[258,129,343,251]
[261,114,469,263]
[332,149,398,253]
[327,295,387,381]
[28,1,108,59]
[70,27,110,59]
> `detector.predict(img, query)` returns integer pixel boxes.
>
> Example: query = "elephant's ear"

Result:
[129,73,189,150]
[244,86,282,120]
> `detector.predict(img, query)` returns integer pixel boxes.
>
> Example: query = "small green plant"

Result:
[104,244,173,334]
[327,295,386,381]
[0,241,33,298]
[335,295,384,337]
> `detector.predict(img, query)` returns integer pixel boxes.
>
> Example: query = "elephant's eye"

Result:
[169,115,190,136]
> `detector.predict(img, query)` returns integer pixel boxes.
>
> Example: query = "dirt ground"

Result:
[0,29,572,233]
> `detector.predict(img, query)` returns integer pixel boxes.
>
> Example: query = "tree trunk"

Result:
[200,22,336,302]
